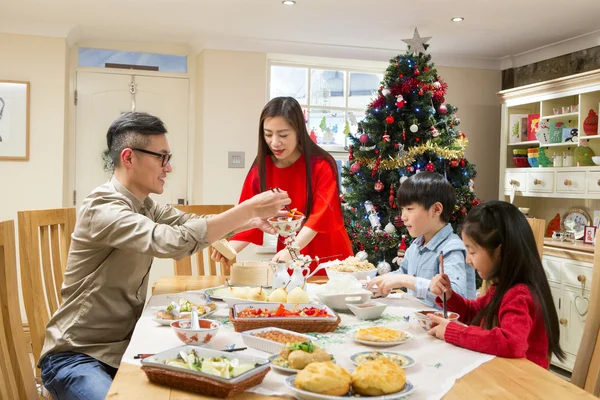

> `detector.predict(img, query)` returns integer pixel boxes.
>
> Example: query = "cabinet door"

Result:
[527,171,554,193]
[549,283,564,348]
[561,288,591,356]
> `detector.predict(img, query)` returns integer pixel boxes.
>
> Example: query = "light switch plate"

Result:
[228,151,245,168]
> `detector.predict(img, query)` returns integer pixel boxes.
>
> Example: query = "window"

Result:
[269,62,383,151]
[78,48,187,73]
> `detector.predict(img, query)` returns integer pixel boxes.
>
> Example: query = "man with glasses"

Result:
[38,112,291,400]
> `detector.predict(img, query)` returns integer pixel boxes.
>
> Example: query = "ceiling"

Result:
[2,0,600,67]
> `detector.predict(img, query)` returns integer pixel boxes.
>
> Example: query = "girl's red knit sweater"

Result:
[435,283,550,368]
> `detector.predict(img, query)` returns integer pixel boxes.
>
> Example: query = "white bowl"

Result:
[316,290,372,311]
[413,310,459,331]
[592,156,600,166]
[347,301,387,319]
[170,319,221,345]
[267,215,304,237]
[325,268,378,281]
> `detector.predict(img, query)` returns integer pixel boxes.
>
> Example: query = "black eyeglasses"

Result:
[131,148,172,167]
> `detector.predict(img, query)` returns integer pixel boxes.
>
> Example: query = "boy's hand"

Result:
[427,314,451,340]
[429,273,453,300]
[367,274,406,296]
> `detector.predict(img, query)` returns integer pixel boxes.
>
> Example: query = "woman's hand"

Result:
[271,249,292,263]
[429,273,453,300]
[427,314,451,340]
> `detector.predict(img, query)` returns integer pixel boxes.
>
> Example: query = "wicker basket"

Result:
[229,309,341,333]
[141,365,270,398]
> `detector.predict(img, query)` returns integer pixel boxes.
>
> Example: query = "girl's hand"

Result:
[271,249,292,263]
[429,273,453,300]
[427,314,451,340]
[366,274,405,296]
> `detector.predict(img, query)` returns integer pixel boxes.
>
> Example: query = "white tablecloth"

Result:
[122,286,493,400]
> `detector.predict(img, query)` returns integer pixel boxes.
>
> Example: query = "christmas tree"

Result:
[341,28,480,272]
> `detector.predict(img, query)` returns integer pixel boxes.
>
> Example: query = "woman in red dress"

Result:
[213,97,353,274]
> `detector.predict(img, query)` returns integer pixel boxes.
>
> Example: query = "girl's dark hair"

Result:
[462,200,565,361]
[252,97,340,218]
[396,172,456,222]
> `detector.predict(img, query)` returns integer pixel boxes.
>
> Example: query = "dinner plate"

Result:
[284,375,415,399]
[205,285,272,301]
[268,352,335,374]
[151,307,217,326]
[349,351,415,369]
[348,329,412,347]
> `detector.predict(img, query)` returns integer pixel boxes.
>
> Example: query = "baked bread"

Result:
[212,239,237,260]
[351,358,406,396]
[294,361,351,396]
[355,326,405,342]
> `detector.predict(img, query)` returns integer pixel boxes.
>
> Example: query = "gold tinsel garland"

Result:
[355,137,469,171]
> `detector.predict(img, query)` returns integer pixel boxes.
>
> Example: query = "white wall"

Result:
[0,34,69,222]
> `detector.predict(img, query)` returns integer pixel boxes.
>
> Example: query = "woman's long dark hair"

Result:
[462,201,565,361]
[252,97,340,218]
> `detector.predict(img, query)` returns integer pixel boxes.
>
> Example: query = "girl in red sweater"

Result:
[427,201,564,368]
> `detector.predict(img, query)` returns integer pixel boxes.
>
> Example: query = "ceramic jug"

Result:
[269,261,290,289]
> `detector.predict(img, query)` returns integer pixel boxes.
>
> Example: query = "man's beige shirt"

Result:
[40,177,209,368]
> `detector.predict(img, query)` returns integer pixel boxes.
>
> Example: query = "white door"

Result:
[75,71,189,209]
[75,71,190,295]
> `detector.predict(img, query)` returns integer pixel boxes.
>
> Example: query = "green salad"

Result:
[286,341,315,353]
[164,350,259,379]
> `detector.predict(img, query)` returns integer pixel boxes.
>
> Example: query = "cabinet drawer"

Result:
[556,171,585,193]
[504,171,527,192]
[562,262,593,289]
[587,172,600,194]
[543,258,562,283]
[527,171,554,193]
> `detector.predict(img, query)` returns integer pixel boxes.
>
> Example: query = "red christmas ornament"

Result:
[416,137,420,142]
[393,215,404,227]
[394,143,399,149]
[418,89,424,96]
[386,115,395,124]
[414,69,420,76]
[348,146,354,161]
[351,162,361,174]
[374,246,379,251]
[459,131,466,139]
[375,149,379,155]
[402,130,406,141]
[439,104,448,114]
[450,159,458,168]
[383,132,391,142]
[395,95,405,108]
[472,199,482,207]
[360,134,369,144]
[374,181,384,192]
[425,162,435,172]
[399,74,404,78]
[406,165,414,172]
[372,156,382,178]
[424,67,429,72]
[388,186,396,209]
[460,158,466,168]
[340,194,345,203]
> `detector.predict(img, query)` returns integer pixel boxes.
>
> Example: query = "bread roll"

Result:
[295,361,351,396]
[212,239,237,260]
[351,358,406,396]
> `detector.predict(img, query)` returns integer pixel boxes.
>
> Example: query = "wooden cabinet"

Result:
[543,254,592,371]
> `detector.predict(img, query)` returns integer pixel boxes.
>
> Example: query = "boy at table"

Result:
[367,172,476,307]
[38,112,291,400]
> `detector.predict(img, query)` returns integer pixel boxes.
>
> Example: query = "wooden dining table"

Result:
[106,275,595,399]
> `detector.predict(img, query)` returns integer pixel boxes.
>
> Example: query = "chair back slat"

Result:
[18,208,76,374]
[572,237,600,395]
[0,220,38,399]
[173,205,235,276]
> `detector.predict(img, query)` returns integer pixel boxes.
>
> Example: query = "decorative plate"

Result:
[561,208,591,239]
[285,375,415,399]
[349,351,416,369]
[268,353,335,374]
[347,328,412,347]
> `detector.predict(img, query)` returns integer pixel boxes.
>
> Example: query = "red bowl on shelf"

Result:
[513,157,530,168]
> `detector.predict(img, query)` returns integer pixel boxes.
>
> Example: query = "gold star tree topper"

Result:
[402,28,432,55]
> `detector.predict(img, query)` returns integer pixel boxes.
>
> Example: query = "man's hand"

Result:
[245,190,291,219]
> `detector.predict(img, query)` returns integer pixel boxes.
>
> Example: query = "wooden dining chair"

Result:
[479,217,545,296]
[17,208,76,374]
[173,205,236,276]
[572,237,600,395]
[0,220,39,400]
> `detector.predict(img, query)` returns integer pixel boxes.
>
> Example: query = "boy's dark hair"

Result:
[462,200,565,362]
[396,172,456,222]
[106,112,168,167]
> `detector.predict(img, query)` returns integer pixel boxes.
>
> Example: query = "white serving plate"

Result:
[320,260,378,281]
[222,296,273,308]
[232,303,338,322]
[240,327,316,354]
[140,345,270,385]
[316,291,372,311]
[349,351,416,369]
[284,375,415,399]
[348,329,413,347]
[205,286,272,301]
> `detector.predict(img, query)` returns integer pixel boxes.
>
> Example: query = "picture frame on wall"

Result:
[0,80,30,161]
[584,226,597,245]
